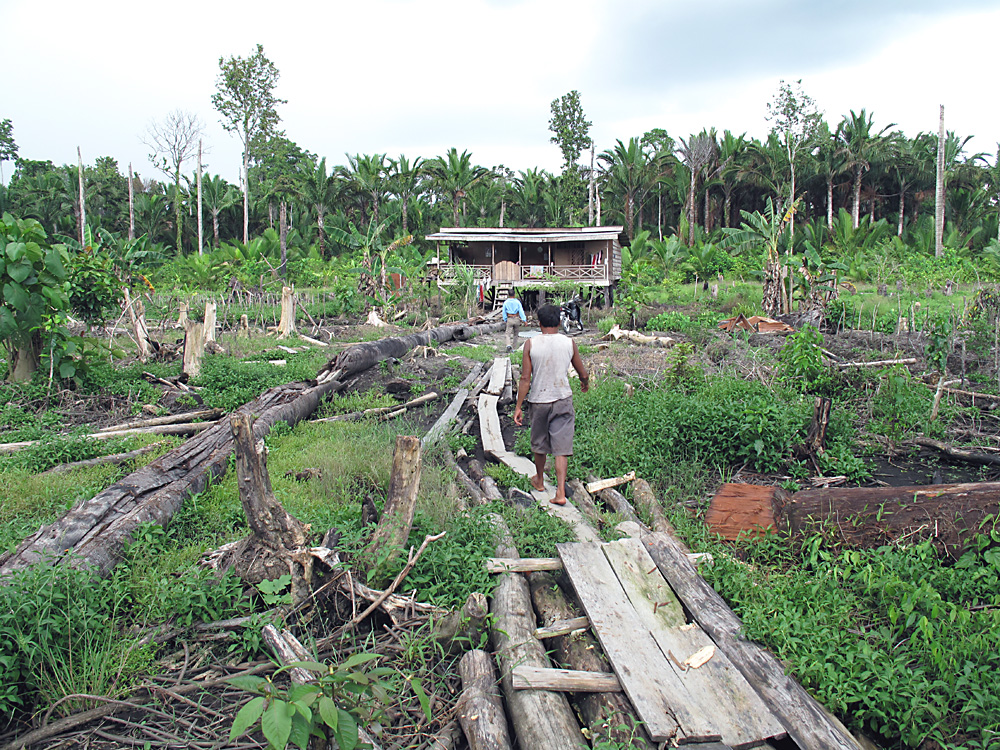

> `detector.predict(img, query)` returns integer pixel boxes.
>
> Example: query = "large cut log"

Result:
[432,591,490,654]
[0,378,342,578]
[457,649,513,750]
[640,530,860,750]
[489,516,583,750]
[364,436,421,571]
[779,481,1000,555]
[632,478,675,535]
[317,321,503,384]
[528,570,654,748]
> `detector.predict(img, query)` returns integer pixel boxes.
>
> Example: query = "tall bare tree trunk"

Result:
[851,169,863,229]
[317,208,326,258]
[827,176,834,230]
[897,190,905,237]
[174,172,183,254]
[128,163,135,241]
[242,150,250,244]
[197,140,204,256]
[687,170,696,244]
[77,146,86,246]
[279,200,288,278]
[935,104,946,257]
[596,185,602,227]
[588,144,595,227]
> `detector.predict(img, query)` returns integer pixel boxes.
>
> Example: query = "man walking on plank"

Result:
[513,304,589,505]
[501,288,527,351]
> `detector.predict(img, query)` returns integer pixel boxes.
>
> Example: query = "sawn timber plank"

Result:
[558,542,719,744]
[603,538,785,749]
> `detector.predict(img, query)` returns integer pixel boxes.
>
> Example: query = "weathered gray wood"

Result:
[568,479,603,527]
[513,666,621,692]
[182,321,205,377]
[528,570,653,749]
[589,474,643,526]
[534,616,590,640]
[0,422,214,455]
[97,408,224,433]
[458,360,486,389]
[558,541,719,743]
[40,442,167,476]
[632,478,676,535]
[486,557,562,573]
[490,517,584,750]
[486,356,507,395]
[422,388,470,449]
[442,446,486,507]
[433,591,490,654]
[604,538,785,749]
[641,532,861,750]
[478,393,505,458]
[458,650,513,750]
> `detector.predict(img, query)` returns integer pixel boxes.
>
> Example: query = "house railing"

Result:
[436,263,608,285]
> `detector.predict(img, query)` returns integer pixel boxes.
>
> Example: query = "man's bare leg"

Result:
[552,455,569,505]
[531,453,547,493]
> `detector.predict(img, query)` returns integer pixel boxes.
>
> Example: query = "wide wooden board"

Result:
[603,538,784,749]
[477,393,506,458]
[558,542,719,744]
[486,356,508,395]
[513,666,621,692]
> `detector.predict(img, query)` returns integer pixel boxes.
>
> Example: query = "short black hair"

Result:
[538,304,560,328]
[507,288,516,297]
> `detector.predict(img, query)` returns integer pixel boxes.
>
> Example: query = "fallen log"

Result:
[318,321,503,385]
[513,666,621,692]
[432,591,490,654]
[567,479,602,527]
[0,379,342,578]
[632,478,675,536]
[40,442,167,476]
[836,357,916,368]
[910,437,1000,467]
[589,475,643,526]
[779,481,1000,555]
[97,409,224,433]
[601,324,674,347]
[457,649,513,750]
[489,517,584,750]
[641,531,857,750]
[313,391,439,424]
[528,570,654,749]
[0,422,215,455]
[441,445,484,507]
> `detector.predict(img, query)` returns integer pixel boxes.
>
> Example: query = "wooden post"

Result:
[183,322,206,378]
[239,314,250,337]
[123,287,153,362]
[177,301,189,329]
[457,650,513,750]
[204,301,217,343]
[364,436,421,571]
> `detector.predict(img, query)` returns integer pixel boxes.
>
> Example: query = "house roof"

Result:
[425,226,625,244]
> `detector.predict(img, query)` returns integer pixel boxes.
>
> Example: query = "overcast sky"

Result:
[4,0,999,185]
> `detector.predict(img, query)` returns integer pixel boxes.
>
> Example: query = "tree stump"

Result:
[177,301,189,329]
[364,435,421,572]
[124,287,154,362]
[218,413,311,596]
[278,285,296,338]
[183,322,206,378]
[239,313,250,337]
[204,301,217,343]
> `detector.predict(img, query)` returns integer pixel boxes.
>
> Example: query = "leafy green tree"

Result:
[0,214,71,381]
[212,44,286,243]
[201,174,239,247]
[766,79,821,229]
[548,90,592,172]
[721,197,797,315]
[599,138,654,241]
[144,110,203,254]
[0,119,18,183]
[340,153,389,226]
[677,129,718,242]
[510,169,548,228]
[299,158,338,257]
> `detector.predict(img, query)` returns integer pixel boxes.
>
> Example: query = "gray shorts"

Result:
[529,396,575,456]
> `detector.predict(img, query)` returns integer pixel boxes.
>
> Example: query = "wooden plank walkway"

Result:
[559,539,785,748]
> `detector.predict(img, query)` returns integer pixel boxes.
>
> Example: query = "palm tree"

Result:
[510,169,548,228]
[836,109,895,229]
[425,149,488,227]
[716,130,747,229]
[201,174,239,247]
[341,153,390,226]
[599,138,653,241]
[134,192,170,246]
[387,155,424,236]
[808,121,846,231]
[677,130,718,243]
[298,158,338,257]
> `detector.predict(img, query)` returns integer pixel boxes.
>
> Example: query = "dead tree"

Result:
[277,286,296,338]
[183,322,206,378]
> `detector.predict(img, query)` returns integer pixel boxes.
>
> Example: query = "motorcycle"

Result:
[560,297,584,334]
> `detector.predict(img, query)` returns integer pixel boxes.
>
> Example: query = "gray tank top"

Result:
[527,334,574,403]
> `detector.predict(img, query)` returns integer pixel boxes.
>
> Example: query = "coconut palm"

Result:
[599,138,654,241]
[387,155,424,236]
[298,158,338,257]
[716,130,748,229]
[510,169,548,228]
[340,153,390,226]
[836,109,895,229]
[425,149,489,227]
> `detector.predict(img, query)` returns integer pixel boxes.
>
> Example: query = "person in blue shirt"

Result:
[501,289,527,351]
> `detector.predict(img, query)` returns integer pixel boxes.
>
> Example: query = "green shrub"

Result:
[645,311,692,333]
